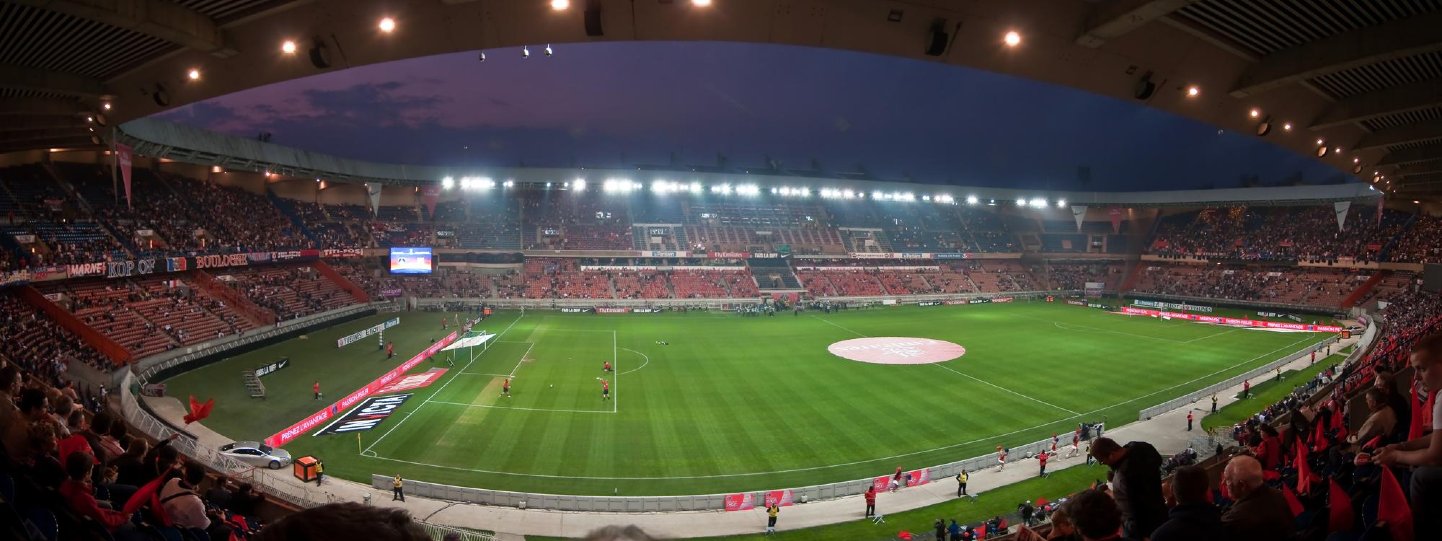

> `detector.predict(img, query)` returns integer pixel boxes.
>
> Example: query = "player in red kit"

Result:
[1038,451,1049,477]
[502,378,511,397]
[386,341,395,359]
[601,378,610,400]
[1243,379,1251,398]
[313,381,321,400]
[603,361,612,372]
[1051,433,1059,452]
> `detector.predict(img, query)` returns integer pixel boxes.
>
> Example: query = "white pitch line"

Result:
[360,312,525,455]
[933,363,1081,415]
[428,400,614,414]
[617,348,650,375]
[811,315,869,338]
[362,335,1327,482]
[612,330,618,413]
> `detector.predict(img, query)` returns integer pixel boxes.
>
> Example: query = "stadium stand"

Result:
[1131,264,1360,308]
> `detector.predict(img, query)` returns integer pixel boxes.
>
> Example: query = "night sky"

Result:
[157,41,1349,191]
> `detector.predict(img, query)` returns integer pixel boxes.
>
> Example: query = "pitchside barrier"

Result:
[415,290,1057,311]
[1135,315,1377,421]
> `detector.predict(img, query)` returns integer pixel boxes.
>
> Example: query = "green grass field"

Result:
[163,302,1328,495]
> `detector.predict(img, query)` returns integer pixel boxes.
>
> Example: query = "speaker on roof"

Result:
[924,19,948,57]
[1133,72,1157,100]
[585,4,603,36]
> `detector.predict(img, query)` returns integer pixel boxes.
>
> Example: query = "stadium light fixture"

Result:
[573,178,586,191]
[692,0,712,6]
[211,166,223,174]
[737,184,760,196]
[101,102,111,111]
[187,68,201,80]
[545,44,554,56]
[282,40,297,54]
[1248,108,1259,118]
[988,199,996,206]
[966,195,979,205]
[1316,138,1324,145]
[1016,198,1026,206]
[522,46,530,58]
[378,17,396,33]
[441,176,455,190]
[551,0,570,10]
[1185,85,1200,98]
[503,179,515,188]
[1255,116,1272,136]
[1003,31,1021,47]
[1281,122,1292,131]
[1315,144,1330,157]
[1334,147,1342,154]
[1353,157,1360,164]
[478,51,486,62]
[1057,199,1067,208]
[1029,197,1047,208]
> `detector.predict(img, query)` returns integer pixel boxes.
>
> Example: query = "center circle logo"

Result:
[827,337,967,365]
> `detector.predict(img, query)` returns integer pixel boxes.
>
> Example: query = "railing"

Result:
[370,420,1095,513]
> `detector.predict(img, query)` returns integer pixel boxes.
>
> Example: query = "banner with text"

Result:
[1120,307,1342,332]
[337,317,400,348]
[266,330,460,447]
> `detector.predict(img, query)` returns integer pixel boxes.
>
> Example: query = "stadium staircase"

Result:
[242,370,266,399]
[1379,212,1419,262]
[1117,261,1147,293]
[15,285,133,365]
[190,270,277,325]
[1342,270,1391,309]
[747,257,803,290]
[312,260,371,303]
[266,189,321,246]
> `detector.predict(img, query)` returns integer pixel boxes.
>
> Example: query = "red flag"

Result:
[1282,484,1304,517]
[1330,402,1347,439]
[1378,467,1414,541]
[1295,444,1315,495]
[1312,416,1330,452]
[184,395,215,424]
[1329,479,1354,532]
[116,143,134,209]
[123,475,172,526]
[1409,384,1428,441]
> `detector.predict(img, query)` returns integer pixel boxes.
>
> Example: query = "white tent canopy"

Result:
[442,333,496,352]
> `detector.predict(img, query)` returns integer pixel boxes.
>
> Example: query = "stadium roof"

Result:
[4,0,1441,197]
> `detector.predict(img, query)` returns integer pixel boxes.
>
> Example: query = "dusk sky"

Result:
[157,41,1349,191]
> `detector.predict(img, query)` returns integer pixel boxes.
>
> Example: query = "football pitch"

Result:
[163,302,1329,495]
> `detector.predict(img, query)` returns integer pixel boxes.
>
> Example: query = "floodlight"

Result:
[966,195,979,205]
[378,17,396,33]
[282,40,297,54]
[573,178,586,191]
[442,176,455,190]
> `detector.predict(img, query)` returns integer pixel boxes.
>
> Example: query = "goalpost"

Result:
[440,330,497,366]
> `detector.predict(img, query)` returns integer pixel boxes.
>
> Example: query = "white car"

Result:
[219,441,293,470]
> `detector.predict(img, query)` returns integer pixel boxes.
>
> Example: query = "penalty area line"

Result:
[360,311,525,456]
[933,363,1081,416]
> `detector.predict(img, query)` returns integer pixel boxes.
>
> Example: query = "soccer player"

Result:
[1242,379,1251,398]
[502,378,511,398]
[997,447,1007,471]
[1068,433,1081,458]
[1038,451,1049,477]
[386,341,395,360]
[1052,433,1059,452]
[313,381,321,400]
[601,378,610,400]
[603,361,612,373]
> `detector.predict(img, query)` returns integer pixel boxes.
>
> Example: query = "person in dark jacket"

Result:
[1064,489,1136,541]
[1151,466,1224,541]
[1220,455,1294,541]
[1090,438,1167,539]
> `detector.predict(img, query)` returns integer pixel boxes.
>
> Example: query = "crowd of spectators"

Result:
[0,354,268,540]
[1150,206,1411,264]
[1132,264,1360,307]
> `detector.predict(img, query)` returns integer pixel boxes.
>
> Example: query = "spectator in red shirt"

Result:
[59,452,131,533]
[864,485,877,518]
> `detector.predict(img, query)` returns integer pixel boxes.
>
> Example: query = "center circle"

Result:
[827,337,967,365]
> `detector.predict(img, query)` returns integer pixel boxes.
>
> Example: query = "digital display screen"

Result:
[389,247,433,274]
